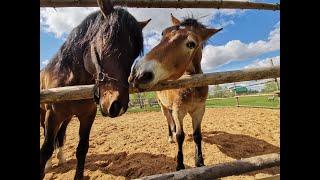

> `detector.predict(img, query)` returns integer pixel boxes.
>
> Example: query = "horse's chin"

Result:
[118,107,127,117]
[100,110,109,117]
[100,107,127,118]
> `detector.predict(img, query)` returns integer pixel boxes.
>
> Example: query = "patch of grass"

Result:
[206,97,236,107]
[127,106,161,113]
[144,92,157,99]
[238,95,279,107]
[206,95,279,108]
[96,95,279,114]
[96,105,160,115]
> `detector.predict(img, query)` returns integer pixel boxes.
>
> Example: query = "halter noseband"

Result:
[96,71,118,83]
[93,63,129,104]
[91,42,131,103]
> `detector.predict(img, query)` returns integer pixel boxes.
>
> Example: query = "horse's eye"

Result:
[186,41,196,49]
[161,31,164,36]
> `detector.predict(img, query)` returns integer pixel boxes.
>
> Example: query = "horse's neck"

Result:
[184,49,203,75]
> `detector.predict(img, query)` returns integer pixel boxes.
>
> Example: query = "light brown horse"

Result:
[129,14,221,170]
[40,0,150,179]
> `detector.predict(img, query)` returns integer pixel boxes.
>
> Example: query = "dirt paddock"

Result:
[40,107,280,180]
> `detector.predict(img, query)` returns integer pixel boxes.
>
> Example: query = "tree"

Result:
[222,86,234,98]
[213,85,223,98]
[262,82,278,93]
[247,89,259,94]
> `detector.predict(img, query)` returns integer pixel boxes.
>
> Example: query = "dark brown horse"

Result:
[40,0,150,179]
[129,14,221,171]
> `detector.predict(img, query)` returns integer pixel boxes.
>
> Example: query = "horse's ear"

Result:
[199,27,223,41]
[171,13,181,26]
[138,18,151,29]
[97,0,114,18]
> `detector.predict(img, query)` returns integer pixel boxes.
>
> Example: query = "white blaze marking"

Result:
[138,60,170,86]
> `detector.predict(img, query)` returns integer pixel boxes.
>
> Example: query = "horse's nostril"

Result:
[109,100,121,118]
[138,71,154,84]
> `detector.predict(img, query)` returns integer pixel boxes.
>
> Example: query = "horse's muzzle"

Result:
[108,100,121,117]
[129,71,154,89]
[100,100,127,118]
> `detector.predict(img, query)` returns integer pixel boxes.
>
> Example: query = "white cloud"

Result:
[128,7,243,51]
[201,21,280,72]
[41,59,49,66]
[143,31,162,50]
[40,7,98,38]
[244,56,280,69]
[213,19,235,29]
[127,8,242,33]
[40,1,260,69]
[40,6,243,39]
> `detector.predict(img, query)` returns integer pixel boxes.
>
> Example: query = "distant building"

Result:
[229,86,248,94]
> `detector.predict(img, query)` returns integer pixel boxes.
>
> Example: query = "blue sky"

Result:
[40,0,280,72]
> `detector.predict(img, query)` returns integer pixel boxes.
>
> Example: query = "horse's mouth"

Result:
[100,109,109,117]
[100,106,127,118]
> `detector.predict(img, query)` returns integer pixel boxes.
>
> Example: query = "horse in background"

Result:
[40,0,150,179]
[129,14,221,170]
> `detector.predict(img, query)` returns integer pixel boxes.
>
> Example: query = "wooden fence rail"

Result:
[40,0,280,10]
[135,153,280,180]
[40,66,279,103]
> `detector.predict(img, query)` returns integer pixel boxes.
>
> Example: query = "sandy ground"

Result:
[40,107,280,180]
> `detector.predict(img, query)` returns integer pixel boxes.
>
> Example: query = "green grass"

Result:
[237,95,279,107]
[206,97,236,107]
[206,95,279,108]
[129,92,157,99]
[127,106,161,113]
[96,95,279,114]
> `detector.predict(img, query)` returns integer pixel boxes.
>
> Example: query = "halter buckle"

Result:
[97,72,105,82]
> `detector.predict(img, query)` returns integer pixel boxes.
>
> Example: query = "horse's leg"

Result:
[190,105,205,167]
[172,109,186,171]
[159,104,176,143]
[55,117,72,165]
[40,109,63,179]
[41,107,54,171]
[40,107,46,137]
[74,109,96,180]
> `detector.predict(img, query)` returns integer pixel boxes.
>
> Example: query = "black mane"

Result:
[180,18,206,29]
[44,8,143,71]
[180,18,207,48]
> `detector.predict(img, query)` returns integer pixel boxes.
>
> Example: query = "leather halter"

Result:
[91,45,128,104]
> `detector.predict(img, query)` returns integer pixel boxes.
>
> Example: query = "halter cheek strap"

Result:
[91,44,102,103]
[91,44,128,104]
[93,83,100,104]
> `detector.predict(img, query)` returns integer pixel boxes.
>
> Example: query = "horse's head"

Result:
[128,14,221,89]
[90,0,150,117]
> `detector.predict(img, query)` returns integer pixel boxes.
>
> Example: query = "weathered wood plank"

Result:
[40,67,280,103]
[135,153,280,180]
[40,0,280,10]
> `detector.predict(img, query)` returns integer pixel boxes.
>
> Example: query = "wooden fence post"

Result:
[233,82,240,107]
[270,59,280,91]
[270,59,280,107]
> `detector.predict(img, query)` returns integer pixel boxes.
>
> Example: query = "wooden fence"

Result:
[134,153,280,180]
[40,0,280,10]
[40,1,280,178]
[40,67,279,103]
